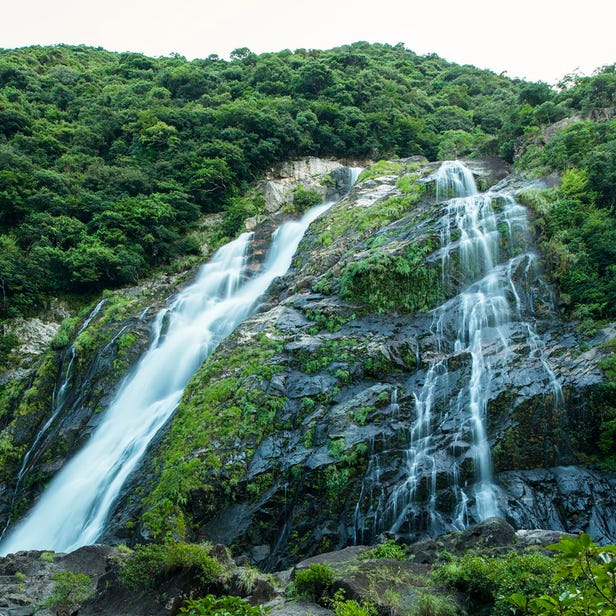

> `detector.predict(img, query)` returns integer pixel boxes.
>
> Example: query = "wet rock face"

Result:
[0,319,152,534]
[463,156,512,188]
[4,158,613,571]
[101,159,615,570]
[0,276,183,535]
[498,467,616,542]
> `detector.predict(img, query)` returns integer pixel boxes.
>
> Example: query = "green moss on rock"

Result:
[340,242,442,314]
[140,331,286,539]
[357,160,405,182]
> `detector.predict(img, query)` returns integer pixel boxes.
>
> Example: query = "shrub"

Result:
[290,563,335,603]
[291,185,322,212]
[434,550,557,615]
[42,571,94,616]
[396,173,421,194]
[518,182,616,322]
[220,193,265,238]
[508,534,616,615]
[360,539,408,561]
[0,332,18,362]
[50,330,71,350]
[329,589,377,616]
[120,541,223,590]
[410,593,458,616]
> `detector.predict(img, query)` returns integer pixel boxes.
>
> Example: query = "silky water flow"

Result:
[354,161,562,541]
[0,170,361,555]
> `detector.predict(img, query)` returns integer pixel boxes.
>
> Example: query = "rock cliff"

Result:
[105,158,614,569]
[1,157,614,573]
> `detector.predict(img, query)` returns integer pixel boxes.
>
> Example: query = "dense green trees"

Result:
[0,42,614,325]
[517,113,616,322]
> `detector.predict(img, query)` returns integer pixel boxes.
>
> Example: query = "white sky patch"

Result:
[1,0,614,85]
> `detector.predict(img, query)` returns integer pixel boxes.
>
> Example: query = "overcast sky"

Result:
[1,0,614,85]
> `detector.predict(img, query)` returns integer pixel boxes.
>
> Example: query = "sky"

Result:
[1,0,614,85]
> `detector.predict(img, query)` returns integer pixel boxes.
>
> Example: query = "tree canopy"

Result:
[0,42,614,324]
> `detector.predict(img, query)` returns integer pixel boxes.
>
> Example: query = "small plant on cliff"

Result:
[179,594,267,616]
[289,563,335,604]
[50,317,79,350]
[340,243,441,314]
[288,185,323,213]
[396,172,422,195]
[0,331,18,362]
[42,571,94,616]
[358,160,405,182]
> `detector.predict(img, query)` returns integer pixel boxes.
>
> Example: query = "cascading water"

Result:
[0,188,352,555]
[354,161,562,541]
[54,298,107,412]
[0,298,107,542]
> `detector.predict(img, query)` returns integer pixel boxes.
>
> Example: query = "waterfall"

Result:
[54,299,107,411]
[0,193,345,555]
[354,160,561,541]
[0,299,107,543]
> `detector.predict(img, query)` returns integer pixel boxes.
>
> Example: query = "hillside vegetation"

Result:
[0,43,614,334]
[1,43,616,616]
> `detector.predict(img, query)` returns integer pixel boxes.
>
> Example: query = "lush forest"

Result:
[0,42,614,343]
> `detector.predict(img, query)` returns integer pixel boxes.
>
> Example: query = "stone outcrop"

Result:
[261,157,361,212]
[1,319,62,387]
[0,544,113,616]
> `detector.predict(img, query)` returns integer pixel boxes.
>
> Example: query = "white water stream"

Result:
[382,161,505,532]
[0,299,108,543]
[0,197,341,555]
[355,161,562,540]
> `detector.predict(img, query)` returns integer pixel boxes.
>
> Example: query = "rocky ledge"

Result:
[0,519,570,616]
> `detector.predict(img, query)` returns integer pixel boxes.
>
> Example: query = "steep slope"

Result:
[103,158,615,570]
[0,161,360,553]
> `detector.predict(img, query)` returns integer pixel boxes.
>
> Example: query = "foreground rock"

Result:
[290,518,573,615]
[0,545,112,616]
[0,543,275,616]
[0,520,569,616]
